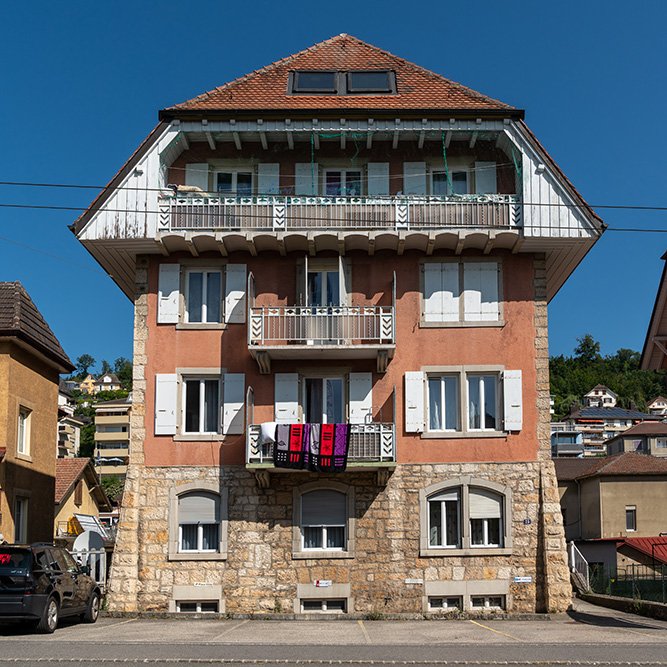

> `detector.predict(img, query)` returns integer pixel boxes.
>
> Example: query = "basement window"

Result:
[176,601,219,613]
[301,598,346,613]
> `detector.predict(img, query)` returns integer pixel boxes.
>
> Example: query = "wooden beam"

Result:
[205,132,216,150]
[454,232,465,255]
[313,134,320,150]
[286,133,294,150]
[418,131,426,149]
[232,132,242,150]
[469,133,477,149]
[511,236,525,254]
[259,132,268,150]
[445,131,452,148]
[427,232,436,255]
[180,133,189,150]
[277,237,286,256]
[368,234,376,256]
[366,133,373,149]
[483,231,496,255]
[397,233,406,256]
[308,235,316,256]
[154,238,170,257]
[340,134,346,150]
[392,131,399,149]
[185,237,199,257]
[337,233,346,256]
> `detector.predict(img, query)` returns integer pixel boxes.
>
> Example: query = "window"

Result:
[467,375,499,431]
[626,506,636,532]
[428,375,459,431]
[290,70,395,95]
[185,270,222,323]
[17,407,30,455]
[432,170,469,195]
[168,482,228,561]
[14,497,28,543]
[656,439,667,449]
[421,260,501,325]
[293,482,354,559]
[347,71,393,93]
[301,599,346,613]
[176,601,219,613]
[471,595,504,610]
[324,170,362,197]
[183,378,220,435]
[304,378,344,424]
[293,71,337,93]
[420,478,512,556]
[215,171,253,195]
[428,596,462,611]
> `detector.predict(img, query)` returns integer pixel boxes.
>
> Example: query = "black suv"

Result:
[0,544,101,633]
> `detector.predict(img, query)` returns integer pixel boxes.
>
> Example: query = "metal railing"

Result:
[569,542,590,591]
[590,563,667,604]
[246,422,396,465]
[159,194,521,232]
[71,548,107,589]
[249,306,394,346]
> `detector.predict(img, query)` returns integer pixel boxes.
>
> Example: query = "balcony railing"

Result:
[246,422,396,466]
[249,306,394,347]
[159,194,521,232]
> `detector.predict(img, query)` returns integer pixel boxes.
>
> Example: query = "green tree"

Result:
[114,357,133,390]
[76,354,96,378]
[574,334,601,363]
[101,475,125,502]
[100,359,113,375]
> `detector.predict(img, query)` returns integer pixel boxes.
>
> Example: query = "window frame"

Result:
[419,258,503,328]
[419,477,512,557]
[323,168,364,197]
[168,481,228,561]
[431,168,471,196]
[346,70,395,94]
[625,505,637,532]
[181,376,221,436]
[14,496,29,544]
[17,406,31,456]
[292,70,338,94]
[293,481,355,559]
[184,269,223,324]
[214,169,254,196]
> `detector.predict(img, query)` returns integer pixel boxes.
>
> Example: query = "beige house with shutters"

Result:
[72,35,603,615]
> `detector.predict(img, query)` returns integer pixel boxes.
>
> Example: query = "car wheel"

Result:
[36,597,59,634]
[82,591,100,623]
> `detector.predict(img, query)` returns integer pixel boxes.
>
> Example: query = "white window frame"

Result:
[626,506,637,532]
[420,259,503,327]
[466,374,500,432]
[14,497,29,543]
[420,477,512,557]
[302,376,346,424]
[300,489,347,552]
[214,169,254,195]
[471,595,505,611]
[178,522,219,554]
[176,600,219,613]
[428,596,462,611]
[300,598,347,613]
[656,438,667,449]
[323,168,364,197]
[181,376,221,436]
[17,407,31,456]
[184,269,223,324]
[293,482,355,559]
[431,168,470,196]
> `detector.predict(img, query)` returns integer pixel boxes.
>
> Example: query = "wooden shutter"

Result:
[404,371,425,433]
[295,163,318,195]
[185,163,209,192]
[502,370,523,431]
[224,264,247,323]
[349,373,373,424]
[257,163,280,195]
[222,373,245,435]
[463,262,499,322]
[423,263,459,322]
[367,162,390,196]
[158,264,180,324]
[155,373,177,435]
[275,373,299,424]
[474,161,497,194]
[403,162,426,195]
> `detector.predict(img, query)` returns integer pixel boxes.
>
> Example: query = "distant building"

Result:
[605,421,667,458]
[94,396,130,480]
[583,385,617,408]
[646,396,667,415]
[551,429,584,457]
[94,373,124,393]
[78,374,97,395]
[0,282,75,543]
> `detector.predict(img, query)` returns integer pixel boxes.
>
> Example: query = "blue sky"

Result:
[1,0,665,372]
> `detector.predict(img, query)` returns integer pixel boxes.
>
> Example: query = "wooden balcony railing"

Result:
[159,194,521,232]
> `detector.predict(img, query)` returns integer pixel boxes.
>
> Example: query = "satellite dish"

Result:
[72,530,105,551]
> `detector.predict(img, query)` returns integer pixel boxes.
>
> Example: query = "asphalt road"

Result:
[1,599,666,666]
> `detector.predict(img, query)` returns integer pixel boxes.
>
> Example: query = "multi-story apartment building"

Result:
[94,397,131,479]
[73,35,603,614]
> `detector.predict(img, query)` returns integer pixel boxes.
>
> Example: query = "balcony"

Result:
[247,422,396,469]
[159,193,521,233]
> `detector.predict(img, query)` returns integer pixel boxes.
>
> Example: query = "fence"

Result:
[70,548,107,589]
[589,563,667,604]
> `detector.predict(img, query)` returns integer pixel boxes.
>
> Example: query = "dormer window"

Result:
[293,71,337,93]
[347,71,393,93]
[290,70,395,95]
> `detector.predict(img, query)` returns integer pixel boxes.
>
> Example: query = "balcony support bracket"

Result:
[377,350,389,374]
[255,470,270,489]
[377,469,392,486]
[255,351,271,375]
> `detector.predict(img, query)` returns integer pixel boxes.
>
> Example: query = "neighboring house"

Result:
[606,422,667,458]
[551,429,584,457]
[73,35,603,615]
[642,251,667,371]
[583,385,617,408]
[555,453,667,568]
[54,457,112,538]
[57,409,83,458]
[647,396,667,415]
[94,396,131,480]
[561,406,662,455]
[78,374,97,395]
[0,282,75,543]
[94,373,124,393]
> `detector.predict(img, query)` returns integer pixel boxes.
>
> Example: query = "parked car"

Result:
[0,544,101,633]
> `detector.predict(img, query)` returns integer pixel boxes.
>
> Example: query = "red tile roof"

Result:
[608,421,667,439]
[55,458,90,504]
[165,34,516,114]
[582,452,667,478]
[620,537,667,565]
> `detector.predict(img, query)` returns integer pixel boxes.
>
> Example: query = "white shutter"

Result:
[469,489,502,519]
[155,373,177,435]
[502,370,523,431]
[349,373,373,424]
[275,373,299,424]
[423,263,459,322]
[257,163,280,195]
[185,163,209,192]
[179,492,220,523]
[295,163,318,195]
[339,255,351,306]
[158,264,180,324]
[463,262,498,322]
[367,162,390,196]
[474,161,497,195]
[405,371,425,433]
[222,373,244,435]
[403,162,426,195]
[224,264,247,323]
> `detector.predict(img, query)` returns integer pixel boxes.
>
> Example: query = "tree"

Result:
[100,359,113,375]
[101,475,125,502]
[114,357,133,390]
[574,334,601,363]
[76,354,96,378]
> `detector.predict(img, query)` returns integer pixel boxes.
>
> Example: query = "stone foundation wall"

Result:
[108,460,568,614]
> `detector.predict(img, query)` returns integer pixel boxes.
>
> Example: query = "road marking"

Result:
[468,620,523,642]
[211,619,250,640]
[357,619,372,644]
[100,618,138,629]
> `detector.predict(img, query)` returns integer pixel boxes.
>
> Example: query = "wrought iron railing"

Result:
[246,422,396,465]
[249,306,394,347]
[159,194,521,232]
[569,542,590,591]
